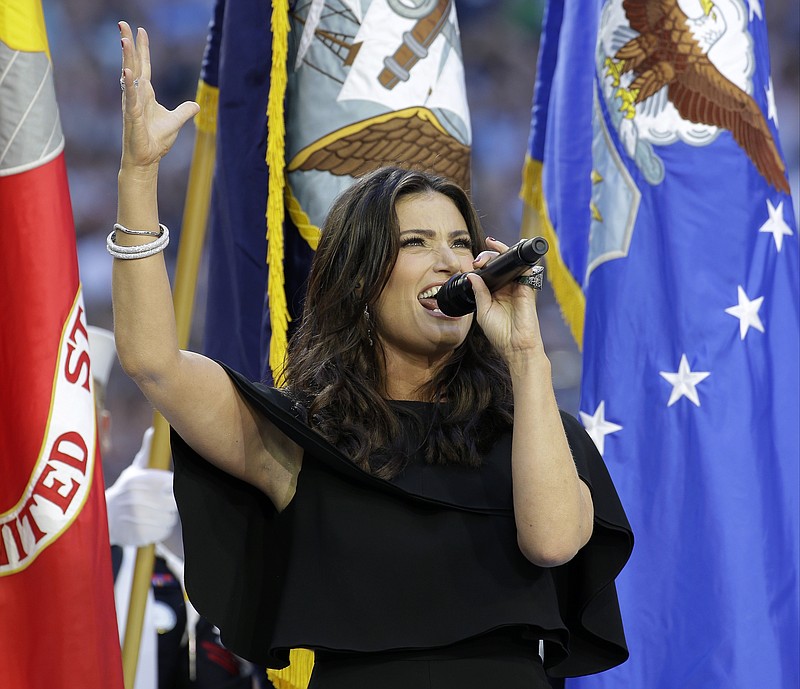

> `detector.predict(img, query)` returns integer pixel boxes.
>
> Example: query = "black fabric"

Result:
[171,362,633,678]
[308,629,549,689]
[152,556,188,689]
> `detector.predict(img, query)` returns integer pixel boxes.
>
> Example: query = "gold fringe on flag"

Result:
[263,4,315,688]
[266,0,291,386]
[267,648,315,689]
[285,184,321,251]
[519,154,586,349]
[194,80,219,135]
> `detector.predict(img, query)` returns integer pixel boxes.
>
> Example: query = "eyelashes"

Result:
[399,236,424,247]
[400,235,473,249]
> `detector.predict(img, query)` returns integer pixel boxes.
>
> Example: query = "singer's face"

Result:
[372,191,475,368]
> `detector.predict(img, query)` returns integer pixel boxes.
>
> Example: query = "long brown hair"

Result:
[284,167,513,478]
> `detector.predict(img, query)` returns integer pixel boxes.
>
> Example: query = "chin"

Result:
[429,323,470,351]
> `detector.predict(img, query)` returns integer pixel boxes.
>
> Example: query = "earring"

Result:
[364,305,373,346]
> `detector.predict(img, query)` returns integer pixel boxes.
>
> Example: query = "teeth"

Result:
[418,285,441,299]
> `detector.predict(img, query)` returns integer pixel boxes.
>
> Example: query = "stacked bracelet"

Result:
[106,223,170,260]
[113,222,162,237]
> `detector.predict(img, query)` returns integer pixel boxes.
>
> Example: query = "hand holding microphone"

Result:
[436,236,549,317]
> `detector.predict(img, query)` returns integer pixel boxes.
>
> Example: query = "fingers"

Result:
[466,273,493,316]
[120,23,138,111]
[473,237,507,269]
[137,27,152,83]
[118,20,133,41]
[174,100,201,126]
[131,427,155,468]
[485,237,509,252]
[119,23,150,104]
[119,23,147,77]
[472,249,499,269]
[119,21,135,74]
[476,237,540,277]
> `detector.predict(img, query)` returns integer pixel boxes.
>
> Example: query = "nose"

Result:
[433,243,463,275]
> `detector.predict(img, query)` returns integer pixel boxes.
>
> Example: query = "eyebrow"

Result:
[399,229,471,238]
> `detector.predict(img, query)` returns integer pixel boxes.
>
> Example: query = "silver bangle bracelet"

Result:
[113,222,164,237]
[106,224,170,260]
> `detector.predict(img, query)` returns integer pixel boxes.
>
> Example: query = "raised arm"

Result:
[469,241,594,567]
[112,22,300,509]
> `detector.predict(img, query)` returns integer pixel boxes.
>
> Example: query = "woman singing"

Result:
[111,22,632,689]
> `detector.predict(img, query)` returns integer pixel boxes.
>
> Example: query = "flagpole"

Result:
[121,87,218,689]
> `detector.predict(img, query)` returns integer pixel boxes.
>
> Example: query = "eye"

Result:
[452,236,473,250]
[400,236,425,248]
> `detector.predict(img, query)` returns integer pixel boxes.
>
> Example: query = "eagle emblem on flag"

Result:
[286,0,471,229]
[596,0,787,192]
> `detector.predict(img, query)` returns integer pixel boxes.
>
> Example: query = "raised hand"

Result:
[468,237,545,368]
[119,21,199,170]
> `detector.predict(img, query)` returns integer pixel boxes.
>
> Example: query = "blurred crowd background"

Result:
[41,0,799,482]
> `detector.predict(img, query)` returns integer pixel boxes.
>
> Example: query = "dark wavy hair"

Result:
[284,166,513,478]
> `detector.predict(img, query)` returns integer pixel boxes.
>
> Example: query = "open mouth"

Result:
[417,284,442,311]
[417,285,462,319]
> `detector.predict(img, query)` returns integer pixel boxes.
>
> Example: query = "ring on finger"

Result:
[119,76,139,92]
[515,265,544,290]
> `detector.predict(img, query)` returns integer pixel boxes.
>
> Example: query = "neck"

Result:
[380,346,448,401]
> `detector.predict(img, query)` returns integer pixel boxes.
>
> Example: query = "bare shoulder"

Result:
[161,352,303,511]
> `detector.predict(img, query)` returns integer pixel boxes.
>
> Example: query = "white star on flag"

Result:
[579,401,623,455]
[765,77,779,126]
[725,286,765,339]
[748,0,763,21]
[660,354,711,407]
[759,199,793,252]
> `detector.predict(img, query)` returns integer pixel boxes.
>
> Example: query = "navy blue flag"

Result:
[200,0,314,382]
[521,0,800,686]
[196,7,316,687]
[200,0,471,385]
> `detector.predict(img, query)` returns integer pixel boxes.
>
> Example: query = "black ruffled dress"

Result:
[171,364,633,682]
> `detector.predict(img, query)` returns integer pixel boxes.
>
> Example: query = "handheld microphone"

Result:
[436,236,549,317]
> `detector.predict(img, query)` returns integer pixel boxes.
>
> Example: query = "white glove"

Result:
[105,427,178,547]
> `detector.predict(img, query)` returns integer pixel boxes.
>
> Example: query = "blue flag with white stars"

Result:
[521,0,799,686]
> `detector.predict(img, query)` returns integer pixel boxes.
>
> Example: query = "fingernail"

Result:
[486,236,496,241]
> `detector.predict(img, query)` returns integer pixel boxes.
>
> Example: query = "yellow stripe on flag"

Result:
[520,155,586,348]
[0,0,50,58]
[194,80,219,135]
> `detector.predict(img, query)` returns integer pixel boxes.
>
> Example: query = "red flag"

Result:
[0,2,125,687]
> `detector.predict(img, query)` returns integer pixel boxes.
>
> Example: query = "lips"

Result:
[418,284,442,311]
[416,284,463,319]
